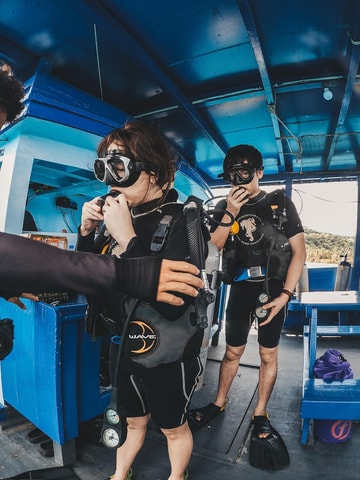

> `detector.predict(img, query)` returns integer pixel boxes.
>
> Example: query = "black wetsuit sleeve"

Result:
[76,228,97,252]
[0,232,161,302]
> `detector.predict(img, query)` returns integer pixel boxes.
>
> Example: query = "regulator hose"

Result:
[183,196,215,329]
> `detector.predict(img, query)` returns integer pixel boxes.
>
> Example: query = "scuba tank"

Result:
[334,254,351,291]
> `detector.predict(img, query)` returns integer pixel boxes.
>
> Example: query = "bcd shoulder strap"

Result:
[263,189,292,282]
[150,202,184,254]
[267,188,288,231]
[150,196,217,329]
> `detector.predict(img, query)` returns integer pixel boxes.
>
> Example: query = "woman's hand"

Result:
[102,195,136,251]
[79,197,104,236]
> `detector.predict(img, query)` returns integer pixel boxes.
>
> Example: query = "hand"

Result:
[156,260,204,306]
[258,294,288,327]
[226,185,249,217]
[79,197,104,236]
[103,195,136,250]
[7,292,39,310]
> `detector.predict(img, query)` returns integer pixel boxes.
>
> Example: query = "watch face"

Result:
[102,427,120,448]
[105,408,120,425]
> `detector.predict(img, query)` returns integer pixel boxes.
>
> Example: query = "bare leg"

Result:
[214,344,246,407]
[253,345,278,437]
[111,415,150,480]
[161,422,193,480]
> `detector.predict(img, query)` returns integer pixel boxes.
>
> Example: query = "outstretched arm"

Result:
[0,232,202,306]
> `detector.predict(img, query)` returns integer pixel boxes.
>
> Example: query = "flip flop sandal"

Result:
[252,413,272,438]
[39,439,54,457]
[27,427,49,444]
[188,399,227,432]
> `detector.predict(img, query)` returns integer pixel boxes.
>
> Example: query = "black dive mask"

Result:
[94,149,157,187]
[223,164,256,186]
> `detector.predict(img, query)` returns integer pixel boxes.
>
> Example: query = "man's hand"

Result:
[258,294,288,327]
[7,293,39,310]
[157,260,204,306]
[226,185,249,217]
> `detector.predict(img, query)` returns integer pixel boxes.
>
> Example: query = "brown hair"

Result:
[97,119,178,191]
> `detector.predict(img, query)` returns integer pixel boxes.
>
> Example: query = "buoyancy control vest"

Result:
[222,189,292,283]
[122,195,222,368]
[85,195,221,364]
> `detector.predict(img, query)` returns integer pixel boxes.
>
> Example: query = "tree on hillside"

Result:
[304,228,354,264]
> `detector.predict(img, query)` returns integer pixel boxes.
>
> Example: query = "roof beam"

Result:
[237,0,286,172]
[322,6,360,170]
[83,0,227,158]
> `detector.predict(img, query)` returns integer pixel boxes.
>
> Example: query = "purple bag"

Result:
[314,419,353,444]
[314,348,353,381]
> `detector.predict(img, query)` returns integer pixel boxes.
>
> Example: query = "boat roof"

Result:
[1,0,359,187]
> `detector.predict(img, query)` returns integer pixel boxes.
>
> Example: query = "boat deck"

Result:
[1,329,360,480]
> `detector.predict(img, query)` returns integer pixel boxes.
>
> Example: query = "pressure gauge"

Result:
[258,292,270,304]
[101,426,121,449]
[254,292,271,321]
[255,306,268,319]
[104,407,120,425]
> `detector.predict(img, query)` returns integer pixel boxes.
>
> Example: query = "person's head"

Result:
[218,144,264,187]
[0,62,25,129]
[94,119,178,206]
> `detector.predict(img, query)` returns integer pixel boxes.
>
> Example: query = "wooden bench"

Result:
[300,292,360,445]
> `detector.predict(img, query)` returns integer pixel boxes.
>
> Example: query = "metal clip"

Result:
[151,215,173,253]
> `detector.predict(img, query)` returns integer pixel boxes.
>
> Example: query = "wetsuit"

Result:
[0,231,161,302]
[214,189,303,348]
[77,189,204,429]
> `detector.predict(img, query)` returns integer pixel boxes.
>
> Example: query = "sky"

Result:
[291,181,357,237]
[211,180,358,238]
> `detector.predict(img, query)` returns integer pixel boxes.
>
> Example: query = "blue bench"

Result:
[299,292,360,445]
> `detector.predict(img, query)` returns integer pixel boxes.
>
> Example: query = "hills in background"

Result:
[304,228,354,265]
